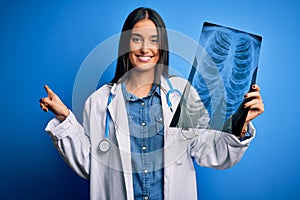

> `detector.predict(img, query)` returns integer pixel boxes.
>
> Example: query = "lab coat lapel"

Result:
[161,78,174,128]
[107,83,134,199]
[161,76,189,170]
[160,76,182,129]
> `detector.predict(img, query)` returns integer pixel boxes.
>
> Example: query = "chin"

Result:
[133,63,156,72]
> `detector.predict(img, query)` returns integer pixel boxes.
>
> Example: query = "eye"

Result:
[151,39,159,44]
[131,37,142,43]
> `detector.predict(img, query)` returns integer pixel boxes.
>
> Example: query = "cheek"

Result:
[153,46,160,60]
[153,48,159,55]
[154,50,160,61]
[128,52,135,65]
[129,43,140,52]
[154,55,159,63]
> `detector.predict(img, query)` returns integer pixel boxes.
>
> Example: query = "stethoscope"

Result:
[98,77,182,152]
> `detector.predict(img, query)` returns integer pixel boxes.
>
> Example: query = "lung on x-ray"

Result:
[170,22,262,135]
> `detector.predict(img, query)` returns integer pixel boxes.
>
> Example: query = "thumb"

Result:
[251,84,260,92]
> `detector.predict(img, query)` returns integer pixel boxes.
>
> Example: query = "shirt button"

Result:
[144,169,148,174]
[141,122,146,126]
[142,146,147,151]
[144,196,149,200]
[141,102,145,106]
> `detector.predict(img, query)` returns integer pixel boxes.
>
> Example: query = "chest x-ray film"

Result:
[170,22,262,135]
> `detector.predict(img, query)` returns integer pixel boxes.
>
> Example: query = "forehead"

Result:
[131,19,158,36]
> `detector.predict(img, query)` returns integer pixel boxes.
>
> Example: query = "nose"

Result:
[140,40,149,53]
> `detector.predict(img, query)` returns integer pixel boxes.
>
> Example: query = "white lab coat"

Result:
[45,76,255,200]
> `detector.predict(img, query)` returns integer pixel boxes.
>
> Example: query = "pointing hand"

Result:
[39,85,70,121]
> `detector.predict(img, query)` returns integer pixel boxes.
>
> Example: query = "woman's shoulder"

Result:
[167,75,187,83]
[86,83,112,101]
[164,75,200,98]
[164,75,188,91]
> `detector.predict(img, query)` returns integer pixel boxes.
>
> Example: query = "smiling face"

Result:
[128,19,160,73]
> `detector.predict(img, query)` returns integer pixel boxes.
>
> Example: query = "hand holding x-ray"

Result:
[244,85,264,123]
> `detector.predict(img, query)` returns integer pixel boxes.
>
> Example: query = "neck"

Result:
[125,69,155,98]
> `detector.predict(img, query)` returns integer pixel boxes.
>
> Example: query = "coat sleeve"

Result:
[173,78,256,170]
[190,122,255,170]
[45,97,93,179]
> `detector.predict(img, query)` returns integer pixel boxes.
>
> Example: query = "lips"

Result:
[137,55,152,62]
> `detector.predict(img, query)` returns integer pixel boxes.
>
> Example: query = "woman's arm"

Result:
[40,85,91,179]
[191,84,264,169]
[190,124,255,170]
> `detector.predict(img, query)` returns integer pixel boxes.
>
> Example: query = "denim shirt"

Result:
[122,83,164,200]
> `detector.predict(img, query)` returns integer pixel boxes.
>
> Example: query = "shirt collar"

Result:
[122,82,161,101]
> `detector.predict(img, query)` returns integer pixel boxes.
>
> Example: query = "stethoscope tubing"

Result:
[99,77,182,152]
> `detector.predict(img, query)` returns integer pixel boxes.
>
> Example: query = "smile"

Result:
[137,55,153,62]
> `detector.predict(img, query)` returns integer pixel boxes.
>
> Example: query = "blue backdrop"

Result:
[1,0,299,199]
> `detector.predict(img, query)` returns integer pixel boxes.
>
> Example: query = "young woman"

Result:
[39,7,264,200]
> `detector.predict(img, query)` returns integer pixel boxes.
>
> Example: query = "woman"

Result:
[39,7,264,200]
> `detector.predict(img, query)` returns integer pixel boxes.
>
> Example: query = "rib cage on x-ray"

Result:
[190,23,262,130]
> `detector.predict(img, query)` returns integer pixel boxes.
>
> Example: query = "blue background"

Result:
[1,0,299,199]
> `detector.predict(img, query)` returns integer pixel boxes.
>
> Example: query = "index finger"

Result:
[44,84,54,96]
[245,90,262,100]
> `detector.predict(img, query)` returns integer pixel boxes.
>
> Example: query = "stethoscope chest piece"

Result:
[99,139,110,152]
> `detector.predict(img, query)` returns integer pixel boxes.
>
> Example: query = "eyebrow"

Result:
[131,33,159,38]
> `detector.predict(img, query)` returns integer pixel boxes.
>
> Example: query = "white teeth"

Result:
[138,56,151,62]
